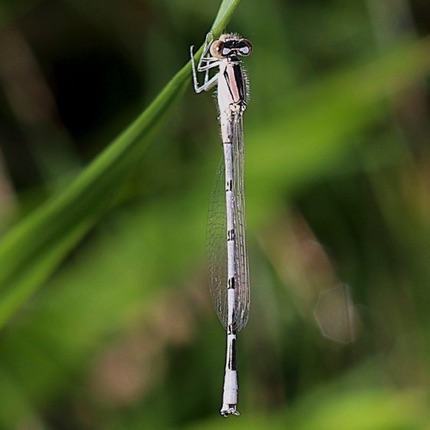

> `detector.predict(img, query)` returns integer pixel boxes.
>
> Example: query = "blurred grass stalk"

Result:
[0,0,242,329]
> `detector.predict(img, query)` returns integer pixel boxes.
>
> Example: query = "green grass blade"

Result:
[212,0,241,33]
[0,0,242,328]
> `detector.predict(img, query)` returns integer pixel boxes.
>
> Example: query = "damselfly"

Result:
[190,32,252,417]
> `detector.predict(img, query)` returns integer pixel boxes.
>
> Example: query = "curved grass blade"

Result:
[0,0,243,329]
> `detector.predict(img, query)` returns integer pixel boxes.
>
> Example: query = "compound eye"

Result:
[210,40,225,58]
[239,40,253,56]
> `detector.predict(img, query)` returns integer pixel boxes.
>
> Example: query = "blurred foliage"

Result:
[0,0,430,428]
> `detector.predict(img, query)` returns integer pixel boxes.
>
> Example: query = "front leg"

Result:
[190,32,220,93]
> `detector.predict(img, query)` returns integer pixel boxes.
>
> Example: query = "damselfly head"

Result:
[210,34,252,59]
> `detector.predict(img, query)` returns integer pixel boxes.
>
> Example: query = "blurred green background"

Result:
[1,0,430,428]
